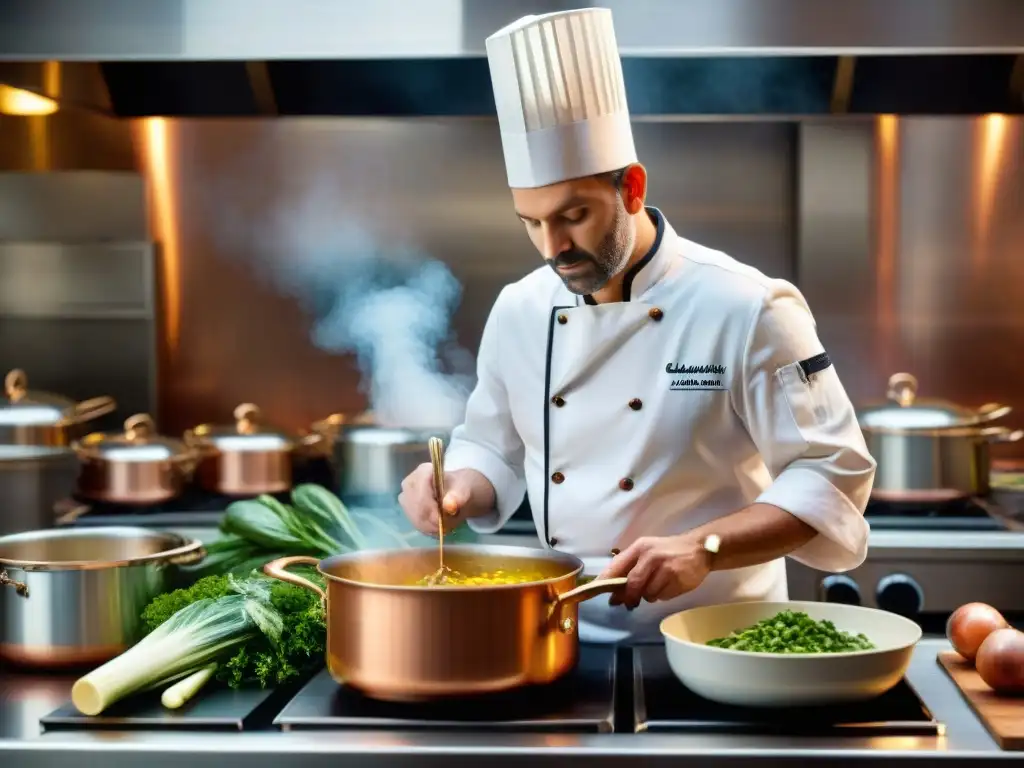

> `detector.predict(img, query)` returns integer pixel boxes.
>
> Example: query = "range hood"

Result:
[2,0,1023,117]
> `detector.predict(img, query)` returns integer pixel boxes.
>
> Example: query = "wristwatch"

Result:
[702,534,721,568]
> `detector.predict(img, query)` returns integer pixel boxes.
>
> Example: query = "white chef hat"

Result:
[485,7,637,190]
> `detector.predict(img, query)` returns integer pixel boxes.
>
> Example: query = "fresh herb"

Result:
[706,610,876,654]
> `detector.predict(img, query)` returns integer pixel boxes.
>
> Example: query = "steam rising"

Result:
[204,172,473,430]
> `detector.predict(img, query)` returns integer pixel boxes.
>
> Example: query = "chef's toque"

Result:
[485,8,638,190]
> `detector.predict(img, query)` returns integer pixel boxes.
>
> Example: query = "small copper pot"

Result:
[72,414,196,505]
[186,403,325,496]
[0,368,116,447]
[264,545,626,702]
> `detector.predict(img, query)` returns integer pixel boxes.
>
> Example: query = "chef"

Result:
[398,7,876,643]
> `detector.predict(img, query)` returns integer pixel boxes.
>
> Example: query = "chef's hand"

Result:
[398,464,496,537]
[598,534,713,610]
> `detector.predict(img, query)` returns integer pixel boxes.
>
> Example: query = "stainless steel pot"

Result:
[0,370,118,535]
[73,414,197,504]
[311,412,448,506]
[186,403,326,495]
[0,526,204,668]
[0,446,79,537]
[859,373,1022,501]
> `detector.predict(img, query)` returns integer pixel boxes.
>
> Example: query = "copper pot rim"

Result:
[314,544,586,593]
[861,424,1022,439]
[0,526,205,572]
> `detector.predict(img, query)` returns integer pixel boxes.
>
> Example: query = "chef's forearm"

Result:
[685,503,817,572]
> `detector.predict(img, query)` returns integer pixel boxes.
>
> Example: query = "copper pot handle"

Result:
[310,413,346,441]
[182,429,218,458]
[124,413,156,441]
[553,577,628,610]
[264,555,325,601]
[976,403,1012,423]
[4,369,28,401]
[158,539,207,567]
[979,427,1024,444]
[234,403,261,434]
[69,396,117,423]
[886,373,918,407]
[0,569,29,599]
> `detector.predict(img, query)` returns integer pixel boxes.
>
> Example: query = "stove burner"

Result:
[632,646,941,736]
[274,645,617,732]
[865,497,1006,531]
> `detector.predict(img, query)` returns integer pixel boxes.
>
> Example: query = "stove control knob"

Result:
[819,574,861,605]
[875,574,924,618]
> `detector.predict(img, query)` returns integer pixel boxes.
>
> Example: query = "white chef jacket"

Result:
[443,208,876,643]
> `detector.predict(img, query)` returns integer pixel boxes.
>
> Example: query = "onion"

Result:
[976,628,1024,693]
[946,602,1008,662]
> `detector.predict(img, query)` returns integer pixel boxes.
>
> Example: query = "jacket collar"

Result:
[577,206,672,306]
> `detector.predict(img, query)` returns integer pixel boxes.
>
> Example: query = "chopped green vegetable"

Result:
[706,610,876,654]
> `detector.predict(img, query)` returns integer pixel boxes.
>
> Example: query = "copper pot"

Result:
[264,545,626,701]
[0,368,116,447]
[185,403,326,495]
[72,414,196,505]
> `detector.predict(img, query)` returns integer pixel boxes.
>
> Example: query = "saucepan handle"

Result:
[0,569,30,599]
[977,427,1024,444]
[976,403,1012,423]
[547,577,628,635]
[263,555,326,601]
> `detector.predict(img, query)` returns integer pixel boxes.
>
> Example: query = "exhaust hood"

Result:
[1,0,1022,117]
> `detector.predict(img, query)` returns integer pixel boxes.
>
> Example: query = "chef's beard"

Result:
[547,198,636,295]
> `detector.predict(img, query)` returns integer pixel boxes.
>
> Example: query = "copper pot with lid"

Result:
[186,403,326,496]
[0,368,116,447]
[73,414,196,505]
[857,373,1022,502]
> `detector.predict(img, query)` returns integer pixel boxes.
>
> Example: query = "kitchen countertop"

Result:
[0,639,1018,766]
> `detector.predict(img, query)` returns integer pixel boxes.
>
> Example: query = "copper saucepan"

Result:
[186,403,326,495]
[264,545,627,701]
[72,414,197,505]
[0,368,116,447]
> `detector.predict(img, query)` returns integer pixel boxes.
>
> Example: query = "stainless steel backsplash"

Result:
[2,113,1020,459]
[137,119,796,435]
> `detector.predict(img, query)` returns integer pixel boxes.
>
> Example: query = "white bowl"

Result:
[659,600,922,708]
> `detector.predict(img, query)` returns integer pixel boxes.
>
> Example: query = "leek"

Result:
[72,578,280,716]
[161,663,217,709]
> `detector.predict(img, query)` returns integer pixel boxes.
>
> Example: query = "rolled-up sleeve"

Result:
[443,288,527,533]
[735,282,876,572]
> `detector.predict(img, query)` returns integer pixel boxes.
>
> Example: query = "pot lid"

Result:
[858,373,1009,430]
[74,414,188,462]
[189,404,297,451]
[0,369,76,426]
[343,425,446,445]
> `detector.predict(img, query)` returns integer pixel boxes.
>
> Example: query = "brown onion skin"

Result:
[946,603,1008,662]
[976,628,1024,693]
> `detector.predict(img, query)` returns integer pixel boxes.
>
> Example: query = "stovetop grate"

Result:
[632,645,942,736]
[273,645,618,733]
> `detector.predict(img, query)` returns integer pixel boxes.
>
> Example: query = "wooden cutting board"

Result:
[938,651,1024,750]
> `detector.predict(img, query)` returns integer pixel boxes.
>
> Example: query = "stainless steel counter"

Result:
[0,639,1018,766]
